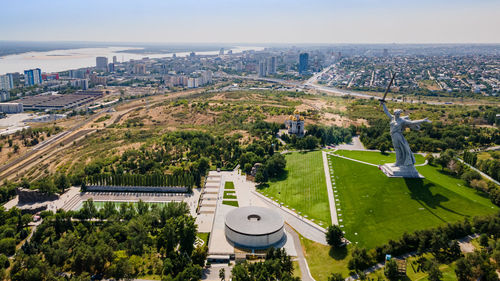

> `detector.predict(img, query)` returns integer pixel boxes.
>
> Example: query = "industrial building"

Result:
[16,92,102,111]
[0,103,24,113]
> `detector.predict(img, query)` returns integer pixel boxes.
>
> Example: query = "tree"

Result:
[38,178,57,194]
[384,259,399,280]
[0,238,16,256]
[219,268,225,281]
[265,154,286,178]
[328,273,344,281]
[55,174,70,193]
[255,169,268,184]
[326,225,344,248]
[479,234,489,247]
[428,262,443,281]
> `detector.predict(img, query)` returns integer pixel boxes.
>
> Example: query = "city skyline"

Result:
[1,0,500,44]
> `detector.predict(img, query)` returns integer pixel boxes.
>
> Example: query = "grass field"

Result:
[334,150,426,165]
[222,200,239,207]
[258,150,330,225]
[301,235,351,280]
[328,153,498,249]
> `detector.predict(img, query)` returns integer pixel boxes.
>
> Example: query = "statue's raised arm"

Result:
[380,101,392,119]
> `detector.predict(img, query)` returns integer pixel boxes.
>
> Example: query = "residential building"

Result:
[133,64,146,75]
[96,57,108,71]
[299,53,309,74]
[267,56,277,74]
[258,61,267,77]
[0,74,14,90]
[70,79,89,90]
[24,69,42,86]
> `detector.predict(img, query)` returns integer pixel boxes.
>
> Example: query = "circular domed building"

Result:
[225,206,285,249]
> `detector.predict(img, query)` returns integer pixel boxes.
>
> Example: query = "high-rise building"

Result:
[24,69,42,86]
[133,64,146,75]
[113,56,117,64]
[96,57,108,71]
[299,53,309,74]
[0,74,14,90]
[258,61,267,77]
[219,48,224,55]
[108,63,115,73]
[267,57,277,75]
[383,48,389,56]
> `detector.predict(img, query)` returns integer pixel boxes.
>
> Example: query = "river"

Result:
[0,46,264,75]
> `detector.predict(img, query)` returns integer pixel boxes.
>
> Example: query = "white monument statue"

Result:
[379,100,431,178]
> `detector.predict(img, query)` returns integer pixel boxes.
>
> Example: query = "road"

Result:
[285,224,315,281]
[457,158,500,186]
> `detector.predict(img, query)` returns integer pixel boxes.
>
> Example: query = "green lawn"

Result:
[258,150,330,225]
[328,154,498,249]
[223,191,237,199]
[197,232,209,245]
[300,234,351,280]
[222,200,239,207]
[224,181,235,189]
[334,150,426,165]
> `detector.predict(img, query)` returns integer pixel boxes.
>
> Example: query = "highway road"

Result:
[221,65,447,105]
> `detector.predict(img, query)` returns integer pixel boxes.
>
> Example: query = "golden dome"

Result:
[287,115,294,120]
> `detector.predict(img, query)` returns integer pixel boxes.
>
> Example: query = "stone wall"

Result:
[16,188,59,204]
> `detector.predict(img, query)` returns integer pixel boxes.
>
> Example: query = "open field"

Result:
[334,150,426,165]
[258,150,330,226]
[328,153,498,249]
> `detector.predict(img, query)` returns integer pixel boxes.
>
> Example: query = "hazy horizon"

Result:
[1,0,500,44]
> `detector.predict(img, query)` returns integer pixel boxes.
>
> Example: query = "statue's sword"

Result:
[379,72,396,103]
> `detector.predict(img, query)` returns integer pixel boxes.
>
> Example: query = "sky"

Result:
[1,0,500,44]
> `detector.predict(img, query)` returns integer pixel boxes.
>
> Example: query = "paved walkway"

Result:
[285,224,315,281]
[322,151,338,225]
[334,136,365,150]
[327,151,378,167]
[457,158,500,186]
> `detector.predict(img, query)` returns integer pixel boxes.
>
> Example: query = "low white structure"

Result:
[225,206,284,249]
[0,103,23,113]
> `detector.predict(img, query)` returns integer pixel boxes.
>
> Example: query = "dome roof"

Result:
[225,206,284,236]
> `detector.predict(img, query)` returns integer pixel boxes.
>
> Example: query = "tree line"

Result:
[84,173,195,189]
